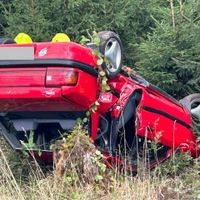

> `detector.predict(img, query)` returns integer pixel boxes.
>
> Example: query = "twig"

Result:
[179,0,183,21]
[171,57,200,65]
[170,0,176,30]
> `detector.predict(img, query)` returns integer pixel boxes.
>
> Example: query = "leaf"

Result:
[76,118,82,124]
[95,100,100,106]
[105,85,111,91]
[97,57,104,65]
[82,117,88,123]
[91,105,97,112]
[86,111,90,117]
[80,35,90,45]
[95,150,101,156]
[102,79,107,86]
[100,163,106,172]
[101,76,108,86]
[95,175,103,181]
[92,49,101,57]
[93,36,100,46]
[99,71,106,76]
[104,57,110,65]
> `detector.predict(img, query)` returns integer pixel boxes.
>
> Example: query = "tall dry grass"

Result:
[0,132,200,200]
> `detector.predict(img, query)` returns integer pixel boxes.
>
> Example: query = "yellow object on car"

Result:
[51,33,70,42]
[14,33,33,44]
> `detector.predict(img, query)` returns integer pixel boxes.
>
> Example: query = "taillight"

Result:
[46,68,78,87]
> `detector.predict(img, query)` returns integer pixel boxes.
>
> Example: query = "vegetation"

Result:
[1,126,200,200]
[136,0,200,98]
[0,0,200,199]
[0,0,200,97]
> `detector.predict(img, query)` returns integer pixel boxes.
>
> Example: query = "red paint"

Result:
[0,41,199,169]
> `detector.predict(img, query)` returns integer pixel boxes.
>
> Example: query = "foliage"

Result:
[0,0,200,96]
[136,0,200,97]
[1,130,200,199]
[0,2,200,198]
[81,31,111,92]
[21,131,39,151]
[154,151,193,177]
[51,125,112,189]
[1,0,153,62]
[1,0,199,97]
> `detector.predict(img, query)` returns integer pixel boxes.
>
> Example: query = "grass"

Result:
[1,128,200,200]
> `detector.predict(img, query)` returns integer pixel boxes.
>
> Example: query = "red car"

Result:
[0,31,199,169]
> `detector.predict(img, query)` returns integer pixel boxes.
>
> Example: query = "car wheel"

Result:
[98,31,122,79]
[180,93,200,129]
[0,38,15,44]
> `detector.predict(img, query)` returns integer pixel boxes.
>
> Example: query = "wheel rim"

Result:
[104,38,121,73]
[190,99,200,128]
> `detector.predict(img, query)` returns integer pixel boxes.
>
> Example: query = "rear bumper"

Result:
[0,88,81,111]
[0,67,98,112]
[0,86,96,112]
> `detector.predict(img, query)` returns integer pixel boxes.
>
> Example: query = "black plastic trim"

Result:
[0,58,98,76]
[0,122,22,150]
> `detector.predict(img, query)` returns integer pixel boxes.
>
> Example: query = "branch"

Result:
[178,0,183,21]
[172,57,200,66]
[170,0,175,30]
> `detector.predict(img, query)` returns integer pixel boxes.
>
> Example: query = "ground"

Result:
[0,126,200,200]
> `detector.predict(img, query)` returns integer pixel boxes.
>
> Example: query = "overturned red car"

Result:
[0,31,199,169]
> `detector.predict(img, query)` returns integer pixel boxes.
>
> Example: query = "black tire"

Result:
[98,31,122,79]
[0,38,15,44]
[179,93,200,129]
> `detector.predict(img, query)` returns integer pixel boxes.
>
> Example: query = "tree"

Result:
[2,0,153,65]
[1,0,200,98]
[136,0,200,98]
[0,0,11,36]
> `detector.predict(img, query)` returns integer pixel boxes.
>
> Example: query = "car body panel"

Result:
[0,66,98,112]
[0,42,99,112]
[0,40,199,168]
[90,73,200,158]
[0,42,97,66]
